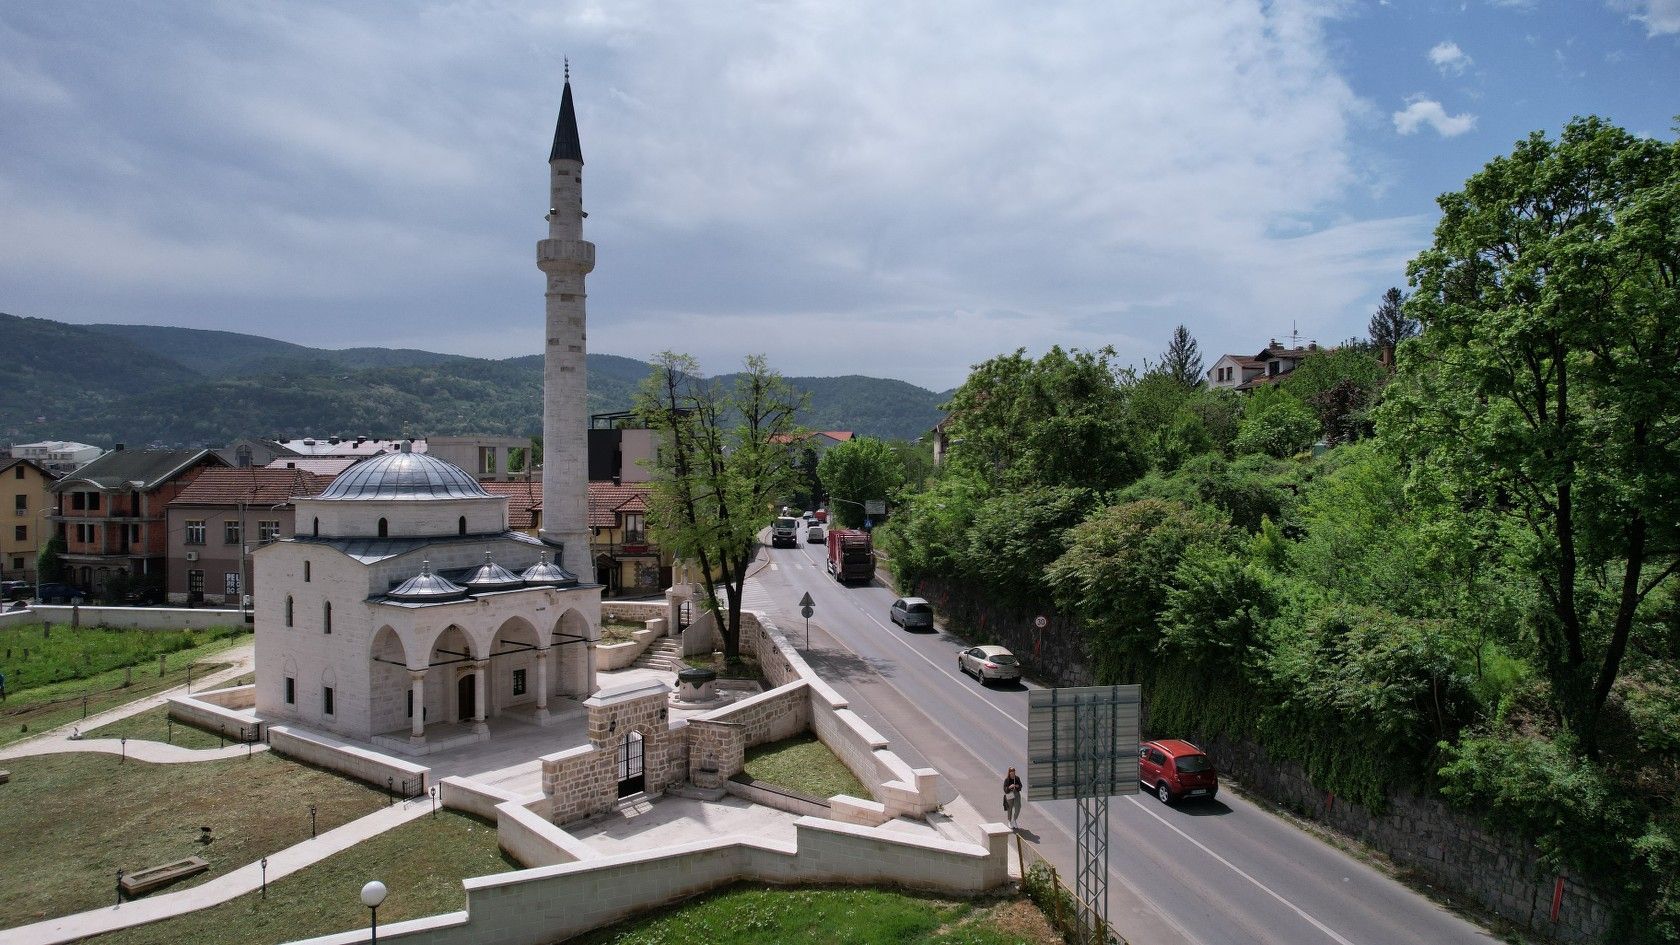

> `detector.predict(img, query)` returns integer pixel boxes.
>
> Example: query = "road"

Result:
[754,529,1495,945]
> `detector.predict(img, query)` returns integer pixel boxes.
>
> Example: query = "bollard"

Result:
[120,737,127,764]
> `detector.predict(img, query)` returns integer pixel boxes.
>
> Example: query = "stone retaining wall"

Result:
[724,775,831,818]
[167,686,261,740]
[6,604,248,631]
[268,724,429,795]
[594,628,659,671]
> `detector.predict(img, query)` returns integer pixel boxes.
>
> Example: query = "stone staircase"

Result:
[631,637,684,673]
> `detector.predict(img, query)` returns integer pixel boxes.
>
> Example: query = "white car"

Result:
[957,645,1022,685]
[806,524,826,543]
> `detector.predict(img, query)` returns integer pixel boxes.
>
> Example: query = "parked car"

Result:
[1,580,31,602]
[771,516,800,548]
[34,582,86,605]
[1138,739,1219,804]
[802,510,816,523]
[957,645,1021,685]
[888,596,934,630]
[806,524,825,543]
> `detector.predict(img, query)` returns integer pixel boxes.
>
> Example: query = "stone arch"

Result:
[368,625,411,736]
[370,625,408,667]
[489,616,542,714]
[552,607,593,698]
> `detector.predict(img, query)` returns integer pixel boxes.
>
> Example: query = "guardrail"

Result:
[1016,834,1124,945]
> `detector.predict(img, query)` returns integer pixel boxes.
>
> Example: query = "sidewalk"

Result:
[0,797,432,945]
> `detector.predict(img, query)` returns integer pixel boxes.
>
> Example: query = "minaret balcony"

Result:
[537,239,596,273]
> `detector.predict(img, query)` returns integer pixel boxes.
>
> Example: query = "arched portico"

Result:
[489,616,546,721]
[553,608,595,699]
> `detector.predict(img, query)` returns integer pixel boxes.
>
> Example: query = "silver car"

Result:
[957,645,1022,685]
[889,597,934,630]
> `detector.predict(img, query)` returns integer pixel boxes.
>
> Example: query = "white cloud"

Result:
[1429,40,1473,74]
[1393,98,1478,137]
[1609,0,1680,35]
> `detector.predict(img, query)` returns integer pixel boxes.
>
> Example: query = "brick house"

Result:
[1,457,60,584]
[50,447,226,599]
[165,467,334,605]
[587,481,669,596]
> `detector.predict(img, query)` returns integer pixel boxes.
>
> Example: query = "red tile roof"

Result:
[168,467,333,506]
[588,481,652,528]
[482,478,544,529]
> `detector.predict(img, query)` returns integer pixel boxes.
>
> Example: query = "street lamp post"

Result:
[361,880,388,944]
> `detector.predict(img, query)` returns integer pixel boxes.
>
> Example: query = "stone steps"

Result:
[632,638,684,672]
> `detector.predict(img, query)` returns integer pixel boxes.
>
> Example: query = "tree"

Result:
[1367,287,1418,360]
[37,533,66,583]
[1282,347,1387,445]
[636,353,806,662]
[1379,117,1680,758]
[817,437,905,528]
[1157,325,1204,388]
[1233,386,1317,458]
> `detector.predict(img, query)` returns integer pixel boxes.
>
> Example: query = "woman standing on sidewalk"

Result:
[1003,767,1023,829]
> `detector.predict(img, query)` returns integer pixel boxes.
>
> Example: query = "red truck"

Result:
[826,528,876,585]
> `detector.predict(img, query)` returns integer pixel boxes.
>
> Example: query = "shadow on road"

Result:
[1172,799,1234,817]
[802,645,899,682]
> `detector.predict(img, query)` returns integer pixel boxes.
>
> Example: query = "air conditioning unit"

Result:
[185,550,199,561]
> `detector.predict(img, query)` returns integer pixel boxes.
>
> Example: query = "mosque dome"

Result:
[316,445,492,501]
[386,560,468,603]
[520,552,573,587]
[462,552,525,593]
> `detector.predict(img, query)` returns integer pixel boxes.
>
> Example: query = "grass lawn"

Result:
[0,628,248,749]
[85,705,228,750]
[568,884,1060,945]
[0,750,387,926]
[600,620,644,644]
[683,649,766,684]
[87,811,515,945]
[742,732,870,800]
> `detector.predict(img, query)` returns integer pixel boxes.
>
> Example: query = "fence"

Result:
[1015,833,1124,945]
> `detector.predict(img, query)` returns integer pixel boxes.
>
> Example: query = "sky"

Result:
[1,1,1676,391]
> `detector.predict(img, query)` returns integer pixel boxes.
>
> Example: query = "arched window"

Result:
[322,601,332,634]
[303,560,311,583]
[285,596,294,627]
[312,517,319,537]
[377,518,388,538]
[458,515,467,536]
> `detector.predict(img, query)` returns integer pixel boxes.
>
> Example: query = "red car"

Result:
[1138,739,1219,804]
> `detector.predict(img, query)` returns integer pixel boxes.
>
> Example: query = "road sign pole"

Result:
[798,592,815,653]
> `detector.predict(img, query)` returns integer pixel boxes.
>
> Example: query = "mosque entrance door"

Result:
[457,674,476,722]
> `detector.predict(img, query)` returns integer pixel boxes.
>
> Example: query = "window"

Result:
[71,492,85,511]
[322,686,335,716]
[12,493,24,511]
[458,515,466,536]
[75,523,95,543]
[10,556,23,572]
[224,520,241,544]
[322,601,332,634]
[377,518,388,538]
[12,466,22,480]
[224,572,241,596]
[188,569,204,594]
[285,596,293,627]
[284,676,296,705]
[312,517,319,537]
[512,668,527,696]
[258,520,281,542]
[303,560,311,582]
[13,526,25,541]
[87,492,100,511]
[127,524,140,544]
[185,520,206,545]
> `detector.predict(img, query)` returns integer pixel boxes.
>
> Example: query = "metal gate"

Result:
[616,731,645,797]
[677,599,693,632]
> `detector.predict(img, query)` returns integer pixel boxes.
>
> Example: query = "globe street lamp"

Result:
[360,880,388,944]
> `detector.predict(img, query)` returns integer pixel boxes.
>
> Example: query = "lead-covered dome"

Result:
[386,560,468,603]
[317,445,491,501]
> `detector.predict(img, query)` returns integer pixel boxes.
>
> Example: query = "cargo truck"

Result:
[826,528,876,584]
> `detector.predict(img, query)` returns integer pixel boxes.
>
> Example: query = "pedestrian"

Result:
[1003,766,1023,829]
[0,669,7,702]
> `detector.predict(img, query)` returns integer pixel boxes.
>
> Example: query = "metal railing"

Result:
[1016,835,1124,945]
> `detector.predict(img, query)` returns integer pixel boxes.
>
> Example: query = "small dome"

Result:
[520,551,573,587]
[463,551,524,592]
[317,445,491,501]
[387,560,467,603]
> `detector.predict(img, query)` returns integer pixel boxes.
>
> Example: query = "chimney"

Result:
[1308,341,1319,351]
[114,443,125,451]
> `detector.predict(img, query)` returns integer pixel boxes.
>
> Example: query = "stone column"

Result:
[535,648,551,720]
[472,661,489,735]
[408,670,427,743]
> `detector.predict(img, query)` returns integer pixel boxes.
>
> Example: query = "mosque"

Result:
[251,75,603,753]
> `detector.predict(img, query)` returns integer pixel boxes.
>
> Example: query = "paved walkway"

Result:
[0,797,433,945]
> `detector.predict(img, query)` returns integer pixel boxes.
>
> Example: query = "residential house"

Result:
[587,481,668,596]
[165,467,333,605]
[1206,354,1264,390]
[1,457,60,584]
[9,440,103,476]
[482,477,544,538]
[587,411,658,484]
[1206,339,1325,391]
[265,457,363,477]
[217,437,300,469]
[50,447,226,598]
[428,435,533,482]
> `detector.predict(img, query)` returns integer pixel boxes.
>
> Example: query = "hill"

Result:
[0,314,946,446]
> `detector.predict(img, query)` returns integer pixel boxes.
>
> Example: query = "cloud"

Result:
[1393,98,1478,136]
[1608,0,1680,35]
[1429,40,1473,74]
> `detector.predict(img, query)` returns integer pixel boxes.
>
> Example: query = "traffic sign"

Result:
[800,605,814,618]
[798,592,816,650]
[1026,685,1141,801]
[1034,615,1048,629]
[864,499,887,516]
[798,592,814,608]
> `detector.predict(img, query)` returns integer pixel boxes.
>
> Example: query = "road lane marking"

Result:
[1124,797,1362,945]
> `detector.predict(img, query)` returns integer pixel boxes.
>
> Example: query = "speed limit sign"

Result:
[1033,615,1048,629]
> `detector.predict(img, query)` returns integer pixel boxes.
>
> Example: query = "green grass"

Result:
[86,811,514,945]
[0,630,248,749]
[568,884,1060,945]
[601,620,644,644]
[84,705,227,750]
[0,750,388,926]
[683,650,766,684]
[0,623,246,691]
[742,732,870,800]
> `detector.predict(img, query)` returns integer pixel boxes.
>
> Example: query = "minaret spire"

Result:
[549,61,583,165]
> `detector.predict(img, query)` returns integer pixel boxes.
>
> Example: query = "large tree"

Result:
[1380,117,1680,758]
[1157,324,1204,388]
[1367,287,1418,359]
[636,353,806,662]
[817,436,905,528]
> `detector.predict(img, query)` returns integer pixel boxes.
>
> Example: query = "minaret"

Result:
[537,65,595,580]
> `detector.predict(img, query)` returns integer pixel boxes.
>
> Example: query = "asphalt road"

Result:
[755,530,1496,945]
